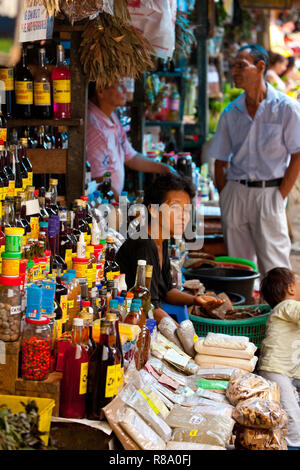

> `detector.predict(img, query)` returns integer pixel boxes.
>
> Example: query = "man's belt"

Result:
[235,178,283,188]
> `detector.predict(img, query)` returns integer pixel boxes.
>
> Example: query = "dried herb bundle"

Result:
[0,400,49,450]
[174,11,196,59]
[114,0,131,23]
[80,14,155,89]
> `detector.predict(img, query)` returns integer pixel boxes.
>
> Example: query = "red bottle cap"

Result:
[82,301,90,307]
[0,276,22,286]
[25,316,50,325]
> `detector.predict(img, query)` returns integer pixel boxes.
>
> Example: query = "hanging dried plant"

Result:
[114,0,131,23]
[174,11,196,59]
[80,13,155,89]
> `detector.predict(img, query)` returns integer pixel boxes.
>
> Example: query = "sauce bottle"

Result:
[86,317,121,420]
[59,318,89,418]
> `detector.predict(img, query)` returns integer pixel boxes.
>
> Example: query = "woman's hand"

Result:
[194,294,226,311]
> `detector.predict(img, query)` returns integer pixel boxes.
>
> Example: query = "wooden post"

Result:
[67,31,88,205]
[196,0,209,148]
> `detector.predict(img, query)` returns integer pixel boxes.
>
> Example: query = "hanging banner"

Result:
[0,0,22,66]
[19,0,54,43]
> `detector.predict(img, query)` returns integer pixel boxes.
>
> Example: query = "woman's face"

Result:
[158,190,192,239]
[273,59,288,75]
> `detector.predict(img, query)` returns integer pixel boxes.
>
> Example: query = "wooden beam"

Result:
[27,149,67,174]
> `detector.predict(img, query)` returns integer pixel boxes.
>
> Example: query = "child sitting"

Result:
[258,267,300,450]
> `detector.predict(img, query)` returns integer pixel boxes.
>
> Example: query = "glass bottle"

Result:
[3,197,14,228]
[0,106,7,144]
[128,259,151,318]
[97,172,114,203]
[48,178,59,215]
[14,48,33,119]
[12,146,23,198]
[19,138,33,188]
[59,317,89,419]
[104,237,120,282]
[0,142,8,207]
[86,318,121,420]
[79,301,95,357]
[51,44,71,120]
[5,145,15,182]
[34,47,51,119]
[0,67,14,118]
[55,268,68,327]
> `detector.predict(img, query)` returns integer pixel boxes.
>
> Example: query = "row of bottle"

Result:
[59,293,153,420]
[0,44,71,120]
[6,126,69,150]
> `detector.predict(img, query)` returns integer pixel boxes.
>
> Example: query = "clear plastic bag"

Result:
[203,332,250,350]
[119,383,172,442]
[235,425,288,451]
[118,407,166,450]
[165,405,234,447]
[176,320,197,358]
[232,398,289,430]
[226,372,273,406]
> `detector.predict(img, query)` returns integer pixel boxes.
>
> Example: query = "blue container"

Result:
[26,285,42,320]
[41,280,56,316]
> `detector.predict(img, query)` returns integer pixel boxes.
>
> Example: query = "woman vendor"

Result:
[116,174,222,324]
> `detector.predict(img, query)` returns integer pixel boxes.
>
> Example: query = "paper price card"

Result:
[105,365,116,398]
[79,362,88,395]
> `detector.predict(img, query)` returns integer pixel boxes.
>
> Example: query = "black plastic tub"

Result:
[220,291,246,306]
[182,267,260,304]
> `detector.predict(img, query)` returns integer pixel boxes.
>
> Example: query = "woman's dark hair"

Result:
[268,50,287,67]
[287,55,295,70]
[144,173,196,218]
[260,267,295,308]
[88,82,96,99]
[238,44,269,76]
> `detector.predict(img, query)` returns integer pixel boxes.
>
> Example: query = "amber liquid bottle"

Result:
[34,47,51,119]
[128,259,151,318]
[14,48,33,119]
[86,318,121,420]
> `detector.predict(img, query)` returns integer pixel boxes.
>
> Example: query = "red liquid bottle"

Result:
[59,318,89,418]
[51,45,71,120]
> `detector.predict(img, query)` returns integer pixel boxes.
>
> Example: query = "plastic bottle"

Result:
[59,318,89,418]
[115,296,127,321]
[118,273,127,295]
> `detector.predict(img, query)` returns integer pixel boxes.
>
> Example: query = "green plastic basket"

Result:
[189,305,271,348]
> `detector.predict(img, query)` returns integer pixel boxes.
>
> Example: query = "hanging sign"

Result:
[19,0,54,43]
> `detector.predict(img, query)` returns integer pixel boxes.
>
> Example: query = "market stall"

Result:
[0,0,296,454]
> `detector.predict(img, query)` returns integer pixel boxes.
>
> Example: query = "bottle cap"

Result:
[1,252,22,259]
[49,179,58,185]
[0,275,22,286]
[73,318,84,327]
[82,301,90,307]
[109,299,119,308]
[102,199,109,204]
[137,259,146,266]
[106,237,114,243]
[4,227,25,236]
[115,296,125,304]
[132,299,142,306]
[130,304,140,312]
[126,292,134,299]
[25,316,50,325]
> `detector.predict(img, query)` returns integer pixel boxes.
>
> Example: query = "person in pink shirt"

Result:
[87,80,176,197]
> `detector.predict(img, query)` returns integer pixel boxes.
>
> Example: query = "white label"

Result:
[25,199,40,216]
[0,340,6,364]
[164,349,190,368]
[189,415,204,426]
[10,305,22,315]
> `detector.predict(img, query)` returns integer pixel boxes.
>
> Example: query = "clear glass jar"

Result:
[0,276,22,342]
[21,316,51,380]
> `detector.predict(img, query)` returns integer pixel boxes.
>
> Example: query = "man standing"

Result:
[208,44,300,276]
[87,80,176,199]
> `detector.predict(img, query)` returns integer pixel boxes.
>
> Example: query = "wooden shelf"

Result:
[7,118,83,128]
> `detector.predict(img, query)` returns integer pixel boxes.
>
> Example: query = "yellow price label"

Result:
[189,430,198,437]
[138,389,160,415]
[79,362,88,395]
[193,334,198,343]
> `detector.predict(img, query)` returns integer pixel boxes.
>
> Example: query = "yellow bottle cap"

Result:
[4,227,25,236]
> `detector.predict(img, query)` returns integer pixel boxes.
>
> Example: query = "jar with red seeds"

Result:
[21,317,51,381]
